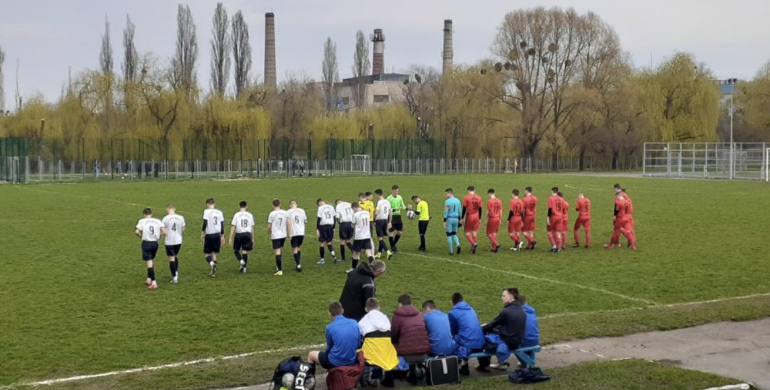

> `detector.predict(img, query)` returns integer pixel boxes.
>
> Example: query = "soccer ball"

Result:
[407,210,416,220]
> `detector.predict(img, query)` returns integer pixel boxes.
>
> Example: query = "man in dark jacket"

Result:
[339,260,386,321]
[481,287,527,370]
[391,294,430,384]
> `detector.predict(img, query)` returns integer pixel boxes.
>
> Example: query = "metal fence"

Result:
[643,142,769,181]
[13,155,642,183]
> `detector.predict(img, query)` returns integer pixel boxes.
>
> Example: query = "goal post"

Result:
[766,148,770,182]
[349,154,372,175]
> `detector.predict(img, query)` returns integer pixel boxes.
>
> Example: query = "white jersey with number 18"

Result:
[353,210,372,240]
[268,210,288,239]
[162,214,186,245]
[231,211,255,234]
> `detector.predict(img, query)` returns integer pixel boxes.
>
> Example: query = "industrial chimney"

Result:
[442,19,453,75]
[264,12,277,88]
[372,28,385,75]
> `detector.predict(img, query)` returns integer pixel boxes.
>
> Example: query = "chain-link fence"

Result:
[643,142,769,181]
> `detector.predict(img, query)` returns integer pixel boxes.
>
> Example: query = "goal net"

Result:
[349,154,372,175]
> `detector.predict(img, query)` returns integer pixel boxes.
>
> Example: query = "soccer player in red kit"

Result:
[507,189,525,251]
[573,193,591,248]
[605,192,635,249]
[546,187,564,252]
[485,188,503,253]
[461,185,483,254]
[558,192,569,250]
[522,187,538,250]
[622,189,636,247]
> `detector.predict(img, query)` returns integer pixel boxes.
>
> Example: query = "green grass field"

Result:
[1,174,769,389]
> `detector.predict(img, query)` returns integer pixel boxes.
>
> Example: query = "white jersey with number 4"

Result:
[268,210,289,239]
[136,218,164,242]
[317,204,336,226]
[287,208,307,237]
[353,210,372,240]
[162,214,186,245]
[203,208,224,235]
[231,211,255,234]
[376,199,391,221]
[336,202,354,223]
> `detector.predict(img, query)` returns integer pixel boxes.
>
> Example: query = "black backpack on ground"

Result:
[424,355,460,386]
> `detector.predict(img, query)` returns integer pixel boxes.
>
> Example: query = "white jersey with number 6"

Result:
[137,218,164,242]
[231,211,255,234]
[287,208,307,237]
[268,210,288,239]
[353,210,372,240]
[376,199,391,221]
[162,214,186,245]
[317,204,336,226]
[203,208,224,235]
[336,202,354,223]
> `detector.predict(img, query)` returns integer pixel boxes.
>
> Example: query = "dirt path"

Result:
[225,318,770,390]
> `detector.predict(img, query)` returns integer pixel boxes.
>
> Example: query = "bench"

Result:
[468,345,542,368]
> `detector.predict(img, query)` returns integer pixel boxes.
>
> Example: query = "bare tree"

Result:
[210,3,230,97]
[231,10,251,98]
[0,44,5,112]
[351,30,370,109]
[321,37,339,110]
[122,15,138,83]
[100,17,113,75]
[173,4,199,99]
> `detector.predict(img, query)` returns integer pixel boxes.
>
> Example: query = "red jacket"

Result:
[326,351,365,390]
[391,305,431,356]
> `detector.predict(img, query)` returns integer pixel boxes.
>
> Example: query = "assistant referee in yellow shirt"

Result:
[410,195,431,252]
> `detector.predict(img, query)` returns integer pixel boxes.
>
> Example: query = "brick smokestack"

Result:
[442,19,453,75]
[264,12,277,88]
[372,28,385,75]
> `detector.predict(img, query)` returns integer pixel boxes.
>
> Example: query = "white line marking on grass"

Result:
[0,343,325,389]
[400,251,658,306]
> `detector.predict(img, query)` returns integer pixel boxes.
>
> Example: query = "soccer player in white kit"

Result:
[201,198,225,277]
[349,202,375,273]
[267,198,290,276]
[335,199,355,264]
[374,189,393,260]
[135,208,165,289]
[162,204,185,284]
[316,198,338,265]
[228,201,255,274]
[287,200,308,272]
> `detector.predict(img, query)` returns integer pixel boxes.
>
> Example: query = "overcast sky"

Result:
[1,0,769,106]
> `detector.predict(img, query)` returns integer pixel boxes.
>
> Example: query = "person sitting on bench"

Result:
[358,298,399,386]
[448,292,488,375]
[481,287,527,370]
[422,300,456,356]
[308,301,360,370]
[392,294,431,383]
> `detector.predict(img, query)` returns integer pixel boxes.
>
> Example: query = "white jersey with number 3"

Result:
[203,208,224,235]
[287,208,307,237]
[376,199,391,221]
[317,204,336,226]
[268,210,289,239]
[136,218,164,242]
[353,210,372,240]
[162,214,186,245]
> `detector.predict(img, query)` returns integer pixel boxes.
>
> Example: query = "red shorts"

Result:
[523,215,536,231]
[561,219,568,232]
[613,216,630,231]
[574,216,591,230]
[508,218,523,233]
[486,219,500,234]
[548,216,563,232]
[464,217,480,232]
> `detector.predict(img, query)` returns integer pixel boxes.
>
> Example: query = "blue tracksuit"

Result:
[521,304,540,347]
[424,310,456,356]
[448,301,485,358]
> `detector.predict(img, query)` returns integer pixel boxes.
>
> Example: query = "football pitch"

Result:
[1,174,769,389]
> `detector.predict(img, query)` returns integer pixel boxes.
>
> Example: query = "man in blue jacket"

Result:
[422,300,456,356]
[447,292,488,375]
[308,301,360,370]
[519,295,540,348]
